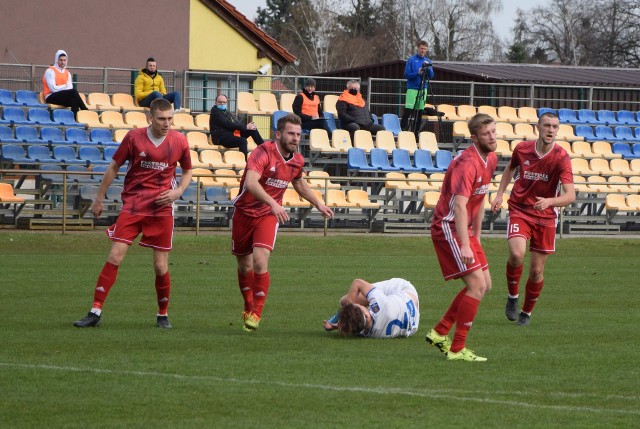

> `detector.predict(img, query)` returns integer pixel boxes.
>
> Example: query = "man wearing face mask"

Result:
[335,80,385,141]
[209,94,265,159]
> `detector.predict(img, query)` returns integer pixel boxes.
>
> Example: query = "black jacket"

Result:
[336,98,373,128]
[209,106,247,141]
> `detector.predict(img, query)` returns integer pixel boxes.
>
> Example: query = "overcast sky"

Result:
[229,0,550,41]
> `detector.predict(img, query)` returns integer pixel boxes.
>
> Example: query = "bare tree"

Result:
[586,0,640,67]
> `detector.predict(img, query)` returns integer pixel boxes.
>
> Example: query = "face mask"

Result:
[217,104,227,110]
[348,88,358,95]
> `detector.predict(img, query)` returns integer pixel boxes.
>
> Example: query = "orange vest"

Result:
[300,92,320,117]
[338,90,365,107]
[42,66,70,98]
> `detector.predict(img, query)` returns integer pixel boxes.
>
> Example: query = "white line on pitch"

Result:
[1,362,638,416]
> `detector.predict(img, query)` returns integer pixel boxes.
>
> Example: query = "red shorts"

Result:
[106,212,174,251]
[231,210,279,256]
[507,214,556,254]
[432,234,488,281]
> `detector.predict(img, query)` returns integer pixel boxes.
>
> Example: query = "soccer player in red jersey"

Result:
[232,113,333,332]
[73,98,193,329]
[491,112,575,326]
[425,113,498,362]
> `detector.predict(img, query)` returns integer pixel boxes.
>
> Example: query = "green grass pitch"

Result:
[0,232,638,428]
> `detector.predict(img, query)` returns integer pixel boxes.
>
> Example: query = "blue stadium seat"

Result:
[369,148,399,171]
[632,143,640,158]
[91,165,123,184]
[597,110,623,126]
[381,114,402,136]
[39,164,65,184]
[205,186,231,205]
[53,145,84,165]
[180,185,208,204]
[78,146,110,165]
[65,128,93,145]
[616,110,640,126]
[15,90,47,108]
[557,108,581,124]
[391,149,421,172]
[413,149,442,173]
[1,144,31,164]
[346,147,376,171]
[594,125,623,142]
[577,109,606,125]
[0,89,20,106]
[271,110,288,133]
[323,111,337,133]
[103,146,118,160]
[90,129,117,146]
[52,109,84,127]
[79,184,100,201]
[612,142,634,159]
[0,125,21,143]
[575,125,596,141]
[27,145,57,163]
[2,107,34,125]
[40,127,67,145]
[614,126,636,142]
[65,165,93,183]
[15,126,46,144]
[107,185,123,203]
[28,108,56,126]
[371,113,379,124]
[537,107,557,117]
[435,150,453,170]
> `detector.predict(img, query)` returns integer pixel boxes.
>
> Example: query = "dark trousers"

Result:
[301,119,332,135]
[216,129,264,158]
[45,89,88,114]
[342,122,385,141]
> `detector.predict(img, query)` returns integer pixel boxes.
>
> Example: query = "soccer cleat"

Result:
[156,315,172,329]
[323,311,339,331]
[516,312,531,326]
[447,348,487,362]
[73,312,101,328]
[505,296,519,321]
[425,328,452,354]
[243,312,260,332]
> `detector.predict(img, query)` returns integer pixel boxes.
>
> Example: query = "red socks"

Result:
[522,279,544,314]
[251,272,270,318]
[238,270,255,313]
[506,263,524,297]
[435,287,467,335]
[450,295,480,353]
[92,262,119,309]
[155,272,171,316]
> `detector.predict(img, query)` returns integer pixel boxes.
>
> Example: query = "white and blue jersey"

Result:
[365,278,420,339]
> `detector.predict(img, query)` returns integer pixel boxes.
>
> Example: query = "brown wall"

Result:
[0,0,190,71]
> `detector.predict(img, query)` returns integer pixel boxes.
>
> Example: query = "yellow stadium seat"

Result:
[112,93,145,111]
[213,168,241,187]
[309,129,333,153]
[189,150,209,169]
[452,121,470,139]
[172,113,198,131]
[517,107,539,123]
[258,93,279,115]
[384,172,414,190]
[87,92,120,111]
[477,105,501,122]
[513,123,537,140]
[282,188,311,208]
[306,171,340,189]
[194,113,210,131]
[572,175,588,193]
[100,111,133,129]
[323,94,339,117]
[331,129,352,153]
[495,139,512,157]
[630,159,640,174]
[113,129,129,143]
[354,130,375,152]
[607,176,631,192]
[497,106,521,123]
[324,189,356,207]
[124,111,148,128]
[557,124,584,141]
[407,172,440,191]
[572,141,598,159]
[223,151,247,170]
[347,189,380,209]
[279,93,296,113]
[423,191,440,208]
[626,194,640,210]
[418,131,438,152]
[456,105,477,121]
[610,159,634,176]
[592,141,621,159]
[435,104,462,120]
[556,141,574,157]
[375,130,397,154]
[605,193,629,211]
[191,168,216,187]
[186,131,210,150]
[495,122,519,140]
[590,158,615,176]
[76,110,107,128]
[586,175,609,193]
[428,173,445,190]
[571,158,592,175]
[397,131,418,154]
[200,149,230,169]
[237,92,263,115]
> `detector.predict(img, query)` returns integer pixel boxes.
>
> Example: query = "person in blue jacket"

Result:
[401,41,435,132]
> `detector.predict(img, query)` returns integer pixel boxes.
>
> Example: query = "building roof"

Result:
[201,0,296,68]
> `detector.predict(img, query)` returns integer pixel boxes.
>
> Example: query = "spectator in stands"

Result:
[42,50,88,116]
[209,94,265,158]
[72,98,193,329]
[135,57,182,111]
[401,40,435,133]
[336,80,385,141]
[231,113,333,333]
[292,78,331,134]
[425,113,497,362]
[322,278,420,339]
[491,112,575,327]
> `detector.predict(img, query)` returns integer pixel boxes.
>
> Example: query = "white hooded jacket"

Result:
[44,50,73,96]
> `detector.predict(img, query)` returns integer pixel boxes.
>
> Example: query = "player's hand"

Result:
[534,196,552,211]
[460,244,475,266]
[271,204,289,224]
[91,199,104,219]
[322,320,338,331]
[491,195,503,213]
[316,204,334,219]
[156,189,179,206]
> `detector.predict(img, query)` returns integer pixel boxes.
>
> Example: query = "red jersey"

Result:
[431,145,498,240]
[112,128,191,217]
[507,140,573,226]
[233,141,304,218]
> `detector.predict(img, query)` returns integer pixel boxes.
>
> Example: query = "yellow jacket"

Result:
[134,68,166,102]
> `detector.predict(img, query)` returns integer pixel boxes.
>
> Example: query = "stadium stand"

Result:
[347,147,376,172]
[306,170,341,189]
[237,91,263,115]
[477,105,501,122]
[347,189,380,209]
[517,107,539,123]
[0,125,21,143]
[40,127,67,145]
[497,106,520,123]
[375,130,397,154]
[323,111,337,133]
[2,107,35,125]
[418,131,439,152]
[77,111,107,129]
[324,189,357,208]
[610,159,635,175]
[0,182,25,203]
[100,111,133,129]
[124,111,149,128]
[592,141,621,159]
[456,105,477,121]
[616,110,640,126]
[331,129,353,153]
[407,172,440,191]
[1,144,31,164]
[558,124,585,141]
[113,129,129,143]
[222,150,247,170]
[111,93,145,111]
[597,109,623,126]
[52,109,84,127]
[369,148,399,171]
[413,149,442,173]
[577,109,607,125]
[384,172,414,190]
[614,126,637,142]
[194,113,210,131]
[572,141,599,159]
[392,149,421,172]
[173,112,200,131]
[53,145,84,165]
[15,90,47,108]
[513,123,537,140]
[396,131,419,154]
[27,145,57,164]
[258,93,279,115]
[87,92,120,111]
[381,114,402,136]
[353,129,375,152]
[607,175,632,192]
[323,94,339,117]
[434,150,453,170]
[16,126,46,144]
[589,158,615,176]
[28,108,56,126]
[279,93,295,113]
[79,146,109,165]
[213,169,240,187]
[0,89,20,106]
[186,131,210,150]
[495,139,512,157]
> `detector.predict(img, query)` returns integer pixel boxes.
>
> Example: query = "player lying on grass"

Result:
[323,278,420,338]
